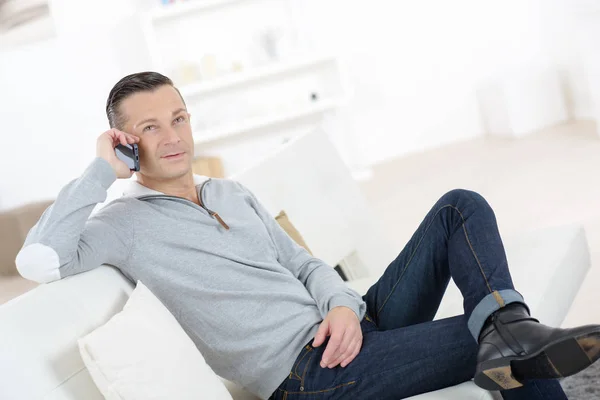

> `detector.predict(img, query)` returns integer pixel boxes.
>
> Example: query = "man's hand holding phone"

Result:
[96,129,140,179]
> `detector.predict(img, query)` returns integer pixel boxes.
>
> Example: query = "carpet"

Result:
[561,359,600,399]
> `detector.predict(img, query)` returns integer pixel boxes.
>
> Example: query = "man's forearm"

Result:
[299,258,367,320]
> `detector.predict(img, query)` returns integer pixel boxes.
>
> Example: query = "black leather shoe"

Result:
[474,303,600,391]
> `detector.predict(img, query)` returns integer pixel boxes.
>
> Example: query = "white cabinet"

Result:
[132,0,352,176]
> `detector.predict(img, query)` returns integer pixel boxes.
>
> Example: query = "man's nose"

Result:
[163,126,181,144]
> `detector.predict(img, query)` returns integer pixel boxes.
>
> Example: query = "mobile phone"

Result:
[115,143,140,171]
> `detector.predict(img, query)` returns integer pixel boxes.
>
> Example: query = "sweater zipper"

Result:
[137,179,230,230]
[198,179,230,230]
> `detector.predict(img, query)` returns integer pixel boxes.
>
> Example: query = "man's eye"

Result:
[143,125,157,132]
[174,116,186,124]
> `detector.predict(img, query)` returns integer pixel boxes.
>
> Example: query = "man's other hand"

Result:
[312,306,362,369]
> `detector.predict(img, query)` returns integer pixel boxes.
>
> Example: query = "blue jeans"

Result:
[269,189,567,400]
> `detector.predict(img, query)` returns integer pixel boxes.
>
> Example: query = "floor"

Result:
[359,120,600,329]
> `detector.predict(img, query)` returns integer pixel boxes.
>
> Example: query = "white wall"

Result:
[0,0,148,210]
[292,0,562,166]
[0,39,110,209]
[536,0,594,120]
[0,0,590,209]
[568,1,600,122]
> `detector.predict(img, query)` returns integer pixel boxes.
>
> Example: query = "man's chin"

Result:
[152,163,192,180]
[165,165,192,179]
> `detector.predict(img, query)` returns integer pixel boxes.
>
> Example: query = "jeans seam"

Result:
[376,203,495,319]
[447,204,494,296]
[301,353,314,387]
[376,205,448,318]
[533,381,545,398]
[292,345,313,380]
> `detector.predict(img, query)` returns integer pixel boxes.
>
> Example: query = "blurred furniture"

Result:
[478,67,569,137]
[572,1,600,132]
[115,0,356,178]
[0,0,55,48]
[0,0,49,30]
[0,200,51,304]
[192,156,225,178]
[0,131,591,400]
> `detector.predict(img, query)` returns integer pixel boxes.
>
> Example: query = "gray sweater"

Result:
[16,157,367,399]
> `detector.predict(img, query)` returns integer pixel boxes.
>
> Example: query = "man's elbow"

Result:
[15,243,61,283]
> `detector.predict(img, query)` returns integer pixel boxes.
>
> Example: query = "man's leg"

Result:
[271,189,573,400]
[271,315,477,400]
[361,189,570,397]
[363,189,519,333]
[271,316,566,400]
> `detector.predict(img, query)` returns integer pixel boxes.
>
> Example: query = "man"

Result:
[17,72,600,400]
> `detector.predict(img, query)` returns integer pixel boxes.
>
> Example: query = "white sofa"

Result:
[0,131,591,399]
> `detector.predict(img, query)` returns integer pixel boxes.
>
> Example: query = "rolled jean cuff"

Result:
[467,289,527,340]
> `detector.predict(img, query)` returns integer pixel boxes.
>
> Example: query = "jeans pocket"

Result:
[282,342,360,398]
[290,344,314,383]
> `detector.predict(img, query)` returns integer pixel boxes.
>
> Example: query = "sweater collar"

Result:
[122,174,211,198]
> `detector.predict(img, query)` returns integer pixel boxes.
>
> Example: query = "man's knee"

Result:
[439,189,491,210]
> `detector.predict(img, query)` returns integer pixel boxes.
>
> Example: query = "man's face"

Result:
[120,85,194,180]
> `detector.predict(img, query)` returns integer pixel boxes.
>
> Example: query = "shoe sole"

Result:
[474,329,600,391]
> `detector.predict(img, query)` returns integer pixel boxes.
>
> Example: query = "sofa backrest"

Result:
[231,129,396,280]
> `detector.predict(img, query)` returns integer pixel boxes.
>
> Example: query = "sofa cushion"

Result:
[78,280,232,400]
